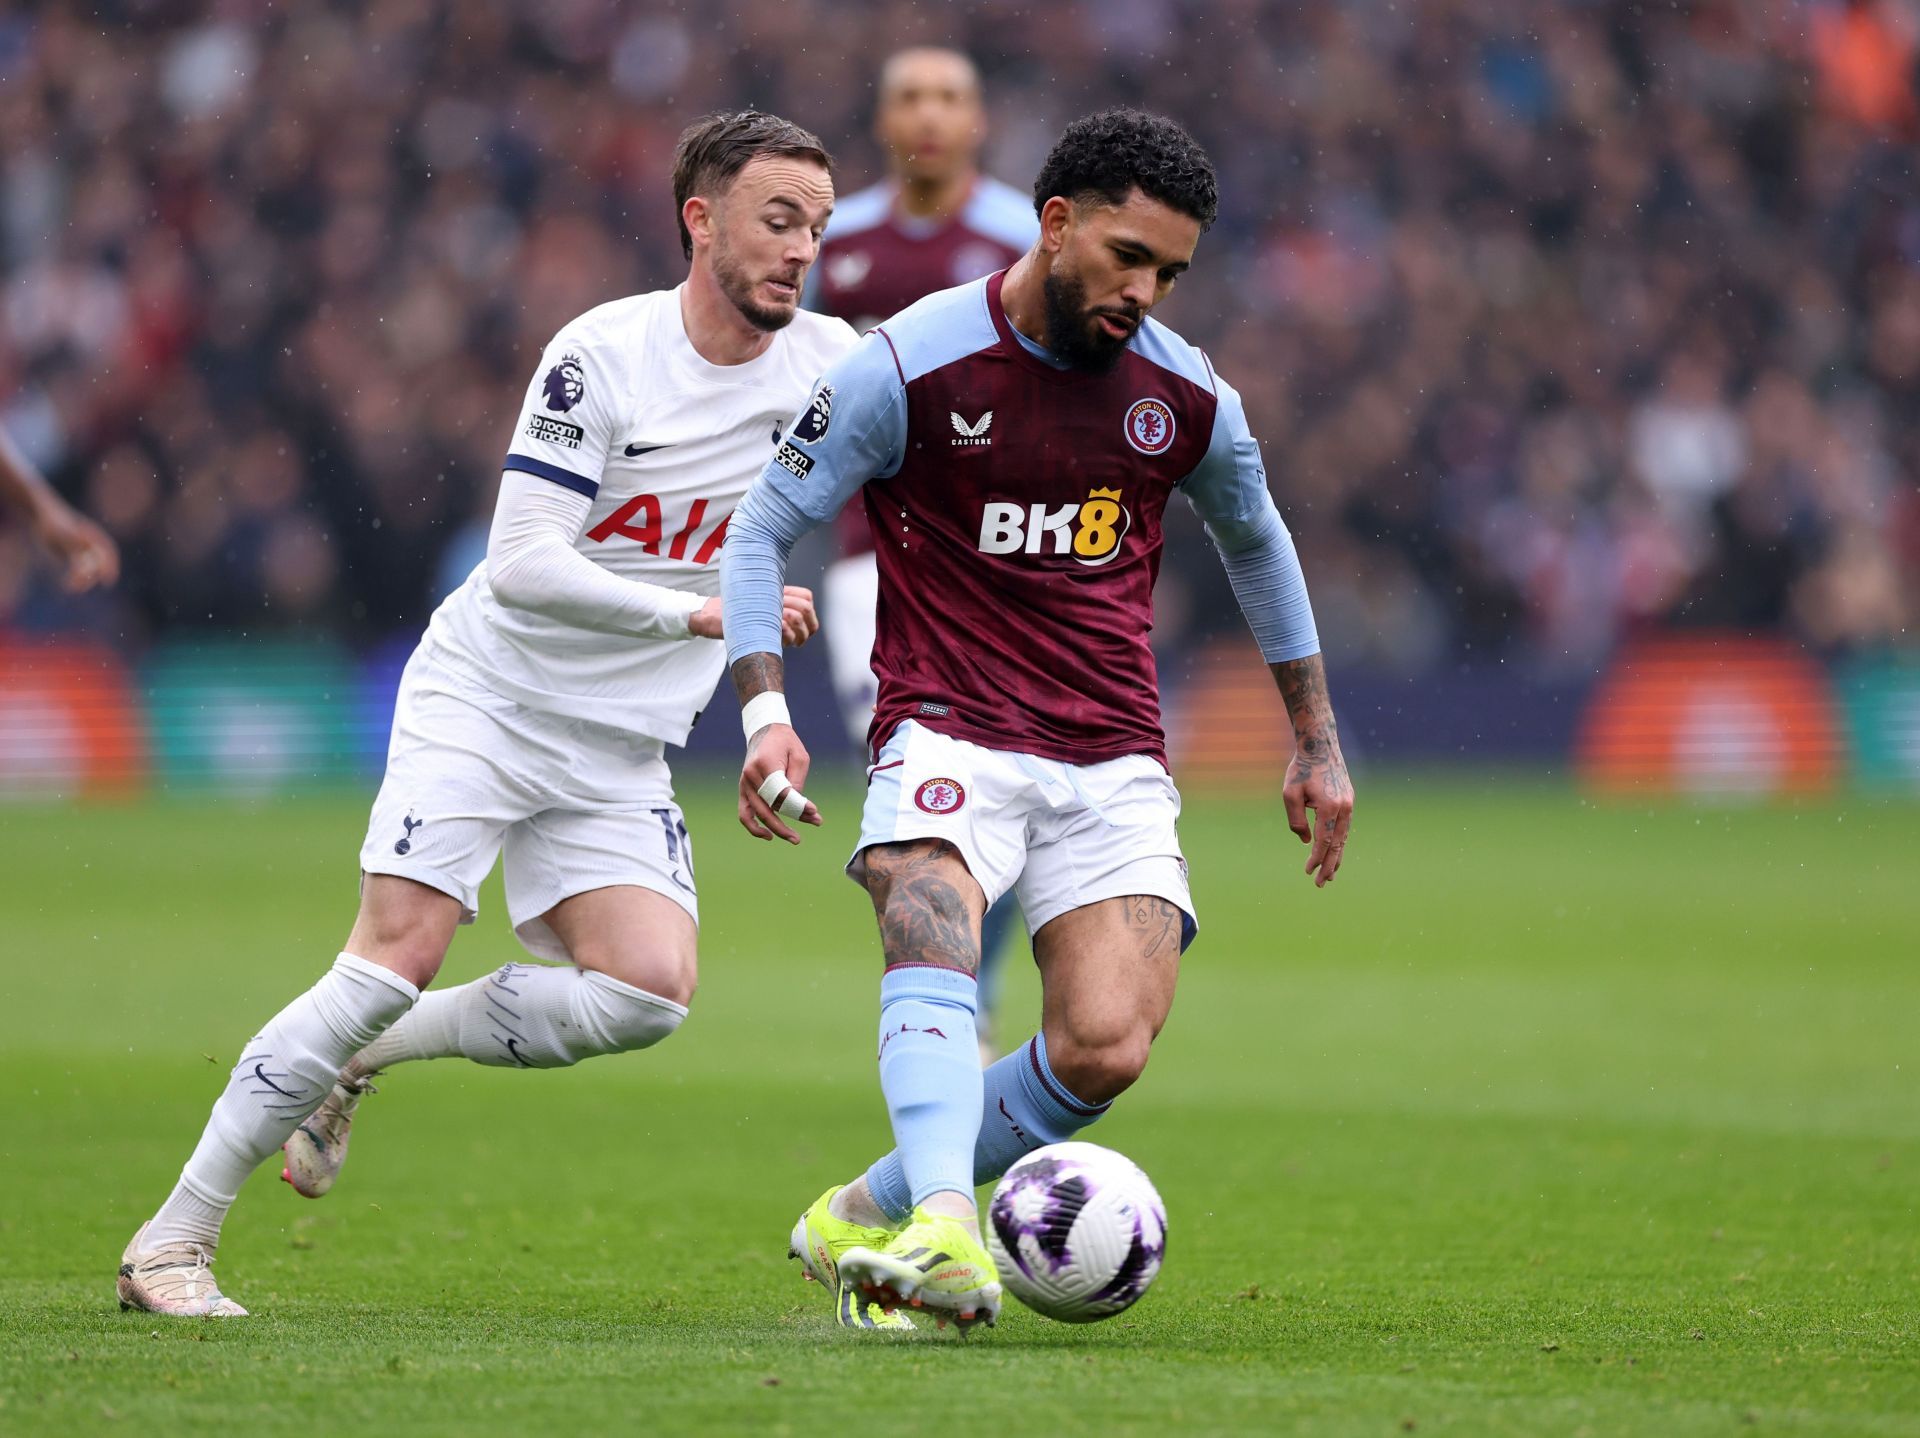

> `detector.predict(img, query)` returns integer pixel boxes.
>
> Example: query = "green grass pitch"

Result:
[1,774,1915,1436]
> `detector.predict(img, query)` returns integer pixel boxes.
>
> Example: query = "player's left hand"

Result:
[1282,733,1354,888]
[31,496,120,593]
[780,585,818,647]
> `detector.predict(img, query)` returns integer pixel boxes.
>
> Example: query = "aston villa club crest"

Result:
[1123,397,1175,455]
[914,777,967,814]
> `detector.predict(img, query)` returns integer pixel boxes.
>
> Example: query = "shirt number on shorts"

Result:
[653,807,696,892]
[588,495,730,562]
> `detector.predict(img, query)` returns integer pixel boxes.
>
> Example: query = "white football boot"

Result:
[117,1222,247,1317]
[280,1071,377,1198]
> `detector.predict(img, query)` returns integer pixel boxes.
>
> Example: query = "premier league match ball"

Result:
[985,1141,1167,1323]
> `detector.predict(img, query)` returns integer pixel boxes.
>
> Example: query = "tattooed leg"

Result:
[1029,895,1184,1106]
[852,890,1182,1219]
[856,840,989,1211]
[860,839,986,975]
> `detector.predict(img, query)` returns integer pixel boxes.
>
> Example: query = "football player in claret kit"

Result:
[721,109,1355,1331]
[804,46,1034,334]
[804,45,1039,1058]
[115,111,856,1317]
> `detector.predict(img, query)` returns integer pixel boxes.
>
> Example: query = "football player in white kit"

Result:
[116,111,856,1317]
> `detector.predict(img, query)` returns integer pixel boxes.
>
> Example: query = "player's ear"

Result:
[683,196,715,255]
[1038,195,1075,254]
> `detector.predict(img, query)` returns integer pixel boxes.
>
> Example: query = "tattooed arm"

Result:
[721,482,821,843]
[1274,653,1354,886]
[719,332,909,846]
[1181,372,1353,887]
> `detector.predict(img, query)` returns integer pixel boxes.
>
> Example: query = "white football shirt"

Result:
[426,287,857,744]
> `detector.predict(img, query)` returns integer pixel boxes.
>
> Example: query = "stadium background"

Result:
[2,0,1916,796]
[3,6,1918,1434]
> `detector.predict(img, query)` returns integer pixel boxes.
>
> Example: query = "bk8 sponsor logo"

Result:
[976,487,1131,567]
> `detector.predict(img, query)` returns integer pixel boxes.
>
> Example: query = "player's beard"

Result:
[1041,264,1139,374]
[713,236,799,333]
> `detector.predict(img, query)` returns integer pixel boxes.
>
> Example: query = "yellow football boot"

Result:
[788,1186,915,1331]
[837,1207,1001,1332]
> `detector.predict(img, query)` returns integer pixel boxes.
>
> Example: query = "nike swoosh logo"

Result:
[624,442,666,457]
[251,1063,300,1098]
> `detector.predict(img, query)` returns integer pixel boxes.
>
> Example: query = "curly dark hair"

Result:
[1032,109,1218,230]
[671,110,832,260]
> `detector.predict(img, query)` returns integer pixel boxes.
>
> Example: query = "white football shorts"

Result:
[359,645,698,964]
[850,720,1197,949]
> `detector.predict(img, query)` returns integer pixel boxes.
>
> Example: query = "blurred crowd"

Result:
[1,0,1916,675]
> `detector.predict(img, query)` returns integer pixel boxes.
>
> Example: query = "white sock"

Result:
[146,954,418,1249]
[352,962,685,1072]
[349,987,464,1074]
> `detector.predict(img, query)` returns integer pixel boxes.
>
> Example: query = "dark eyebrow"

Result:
[1111,236,1189,274]
[765,194,831,219]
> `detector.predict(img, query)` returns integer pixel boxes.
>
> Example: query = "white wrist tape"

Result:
[757,769,810,820]
[741,691,791,741]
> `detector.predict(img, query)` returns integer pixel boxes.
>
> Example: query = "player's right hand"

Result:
[740,723,822,844]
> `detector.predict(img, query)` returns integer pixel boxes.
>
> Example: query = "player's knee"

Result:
[571,942,698,1010]
[579,970,689,1056]
[1051,1018,1157,1106]
[345,913,448,990]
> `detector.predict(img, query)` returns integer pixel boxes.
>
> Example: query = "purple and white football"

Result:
[985,1141,1168,1323]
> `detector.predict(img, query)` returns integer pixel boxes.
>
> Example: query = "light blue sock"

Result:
[875,965,982,1209]
[866,1032,1109,1223]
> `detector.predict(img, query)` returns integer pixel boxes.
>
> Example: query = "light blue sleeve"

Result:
[720,331,908,664]
[763,330,907,523]
[720,485,815,665]
[1180,376,1321,663]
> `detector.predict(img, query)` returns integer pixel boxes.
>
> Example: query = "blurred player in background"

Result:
[724,110,1354,1331]
[116,111,854,1318]
[0,425,118,592]
[805,46,1037,1058]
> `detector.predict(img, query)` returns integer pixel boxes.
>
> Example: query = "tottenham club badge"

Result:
[1124,397,1176,456]
[914,777,967,815]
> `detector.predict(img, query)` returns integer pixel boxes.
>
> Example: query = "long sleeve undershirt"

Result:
[486,469,705,641]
